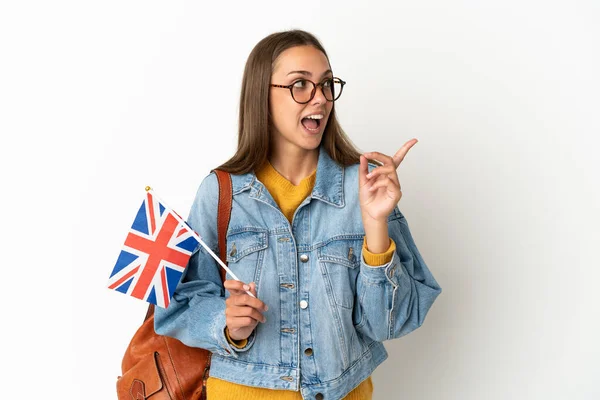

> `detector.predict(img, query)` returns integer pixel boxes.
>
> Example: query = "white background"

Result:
[1,1,599,399]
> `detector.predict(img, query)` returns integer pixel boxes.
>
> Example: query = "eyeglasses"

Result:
[270,77,346,104]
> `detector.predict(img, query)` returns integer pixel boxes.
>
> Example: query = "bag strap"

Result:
[143,170,232,321]
[213,169,232,283]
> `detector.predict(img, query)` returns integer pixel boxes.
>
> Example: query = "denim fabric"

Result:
[154,146,442,400]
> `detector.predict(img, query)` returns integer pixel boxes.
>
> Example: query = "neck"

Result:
[268,147,318,186]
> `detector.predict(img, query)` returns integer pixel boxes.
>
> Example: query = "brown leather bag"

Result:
[116,169,232,400]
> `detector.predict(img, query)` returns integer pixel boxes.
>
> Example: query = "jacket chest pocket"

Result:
[318,238,362,309]
[226,228,268,283]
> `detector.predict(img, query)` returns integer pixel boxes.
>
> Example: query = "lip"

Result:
[300,107,328,136]
[301,111,326,119]
[301,124,322,134]
[300,115,326,135]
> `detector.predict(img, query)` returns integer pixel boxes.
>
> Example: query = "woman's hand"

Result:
[359,139,418,224]
[224,280,268,341]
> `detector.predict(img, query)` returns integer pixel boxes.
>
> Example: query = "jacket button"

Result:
[315,394,324,400]
[304,348,313,356]
[300,254,309,263]
[300,300,308,309]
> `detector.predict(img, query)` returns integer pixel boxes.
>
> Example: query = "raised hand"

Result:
[359,138,418,223]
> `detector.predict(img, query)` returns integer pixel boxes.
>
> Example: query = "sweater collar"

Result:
[231,146,345,208]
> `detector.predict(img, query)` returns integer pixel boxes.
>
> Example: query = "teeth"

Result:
[305,114,323,120]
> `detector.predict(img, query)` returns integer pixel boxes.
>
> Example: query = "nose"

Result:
[311,84,327,105]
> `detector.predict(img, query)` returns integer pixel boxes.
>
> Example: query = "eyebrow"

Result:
[287,69,333,78]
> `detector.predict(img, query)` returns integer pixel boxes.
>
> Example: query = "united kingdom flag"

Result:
[107,190,199,308]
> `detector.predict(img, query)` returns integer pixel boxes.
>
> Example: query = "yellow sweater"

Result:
[208,161,396,400]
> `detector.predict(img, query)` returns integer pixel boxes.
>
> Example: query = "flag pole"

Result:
[146,186,256,298]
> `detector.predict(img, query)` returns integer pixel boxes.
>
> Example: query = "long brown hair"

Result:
[217,29,361,175]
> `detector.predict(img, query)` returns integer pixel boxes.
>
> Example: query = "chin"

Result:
[301,137,323,151]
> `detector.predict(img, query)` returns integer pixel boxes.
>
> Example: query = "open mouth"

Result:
[301,115,323,132]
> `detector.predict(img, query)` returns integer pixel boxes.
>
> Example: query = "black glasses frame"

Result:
[270,77,346,104]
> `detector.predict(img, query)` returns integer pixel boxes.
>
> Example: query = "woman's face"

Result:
[269,45,334,155]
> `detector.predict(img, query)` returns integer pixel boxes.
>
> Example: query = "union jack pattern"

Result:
[107,191,199,308]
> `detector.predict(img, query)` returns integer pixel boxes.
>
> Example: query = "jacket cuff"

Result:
[220,326,256,354]
[360,250,401,287]
[362,238,396,266]
[224,326,248,349]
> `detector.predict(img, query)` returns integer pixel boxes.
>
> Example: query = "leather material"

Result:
[116,170,232,400]
[213,169,232,267]
[130,379,146,400]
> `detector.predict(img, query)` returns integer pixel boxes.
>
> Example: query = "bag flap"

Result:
[117,352,164,399]
[140,353,164,396]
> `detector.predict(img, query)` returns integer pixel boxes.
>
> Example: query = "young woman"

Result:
[154,29,442,400]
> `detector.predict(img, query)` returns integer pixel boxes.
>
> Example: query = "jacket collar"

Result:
[230,146,345,208]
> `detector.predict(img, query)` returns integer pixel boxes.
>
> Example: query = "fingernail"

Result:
[265,305,269,311]
[243,285,250,291]
[366,173,372,178]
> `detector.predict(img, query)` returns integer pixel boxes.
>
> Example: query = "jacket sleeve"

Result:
[354,207,442,342]
[153,173,254,357]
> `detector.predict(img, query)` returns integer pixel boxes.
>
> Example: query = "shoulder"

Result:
[194,171,219,204]
[186,172,221,247]
[194,170,255,203]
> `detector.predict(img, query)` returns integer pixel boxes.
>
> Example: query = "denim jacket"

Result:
[154,147,442,400]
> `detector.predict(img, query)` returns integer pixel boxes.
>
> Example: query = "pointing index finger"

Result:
[392,138,418,168]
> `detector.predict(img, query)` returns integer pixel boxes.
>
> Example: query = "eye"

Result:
[322,78,333,87]
[292,79,308,88]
